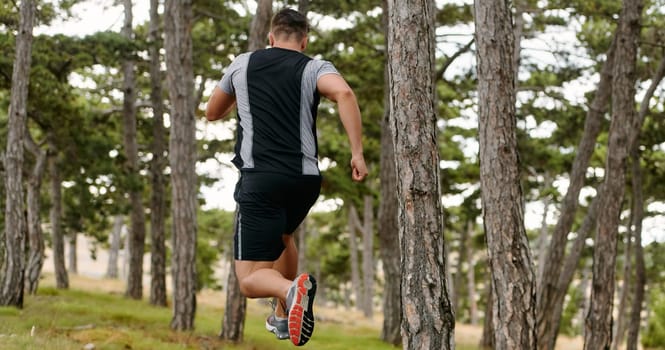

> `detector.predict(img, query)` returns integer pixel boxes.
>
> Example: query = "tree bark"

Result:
[624,50,665,350]
[474,0,537,348]
[148,0,168,307]
[220,256,247,342]
[479,280,494,349]
[537,34,617,350]
[248,0,272,51]
[536,174,552,293]
[611,224,633,350]
[164,0,198,330]
[106,215,123,279]
[584,0,643,347]
[466,221,479,325]
[49,144,68,289]
[68,233,77,274]
[387,1,455,348]
[296,220,306,273]
[348,204,363,312]
[24,129,46,294]
[121,0,147,300]
[361,195,375,318]
[1,0,35,308]
[625,150,646,350]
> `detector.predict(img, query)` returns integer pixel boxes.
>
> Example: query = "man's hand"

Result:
[351,156,368,182]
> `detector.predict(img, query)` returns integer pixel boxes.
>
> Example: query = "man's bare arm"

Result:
[205,86,236,121]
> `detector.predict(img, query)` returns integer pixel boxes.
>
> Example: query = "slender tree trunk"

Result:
[624,50,665,350]
[626,150,646,350]
[387,1,455,348]
[579,263,592,337]
[612,225,633,350]
[361,195,375,318]
[296,220,306,273]
[49,146,68,289]
[466,221,478,325]
[24,130,46,294]
[68,233,77,274]
[474,0,536,348]
[536,174,552,292]
[122,0,147,300]
[378,0,401,342]
[348,204,363,312]
[537,35,617,350]
[220,256,247,342]
[221,1,273,338]
[480,280,494,349]
[453,220,468,315]
[584,1,643,348]
[148,0,168,307]
[106,215,123,279]
[164,0,198,330]
[1,0,35,308]
[248,0,272,51]
[298,0,308,14]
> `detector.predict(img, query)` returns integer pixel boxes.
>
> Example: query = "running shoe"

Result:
[286,273,317,346]
[265,314,289,340]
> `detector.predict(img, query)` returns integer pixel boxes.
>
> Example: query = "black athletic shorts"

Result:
[233,172,322,261]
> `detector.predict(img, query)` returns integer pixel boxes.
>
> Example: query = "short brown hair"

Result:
[271,8,309,41]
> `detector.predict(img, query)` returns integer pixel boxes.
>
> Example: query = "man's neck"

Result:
[272,41,303,52]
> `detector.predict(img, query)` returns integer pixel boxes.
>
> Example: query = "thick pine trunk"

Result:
[584,1,642,348]
[148,0,168,307]
[387,1,455,348]
[24,131,46,294]
[474,0,537,348]
[49,146,68,289]
[164,0,198,330]
[1,0,35,308]
[248,0,272,51]
[122,0,147,301]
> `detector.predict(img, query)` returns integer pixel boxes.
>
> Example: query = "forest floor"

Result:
[5,235,591,350]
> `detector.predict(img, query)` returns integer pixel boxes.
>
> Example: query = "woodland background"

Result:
[1,0,665,349]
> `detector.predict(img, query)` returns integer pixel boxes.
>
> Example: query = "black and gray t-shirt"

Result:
[219,48,339,176]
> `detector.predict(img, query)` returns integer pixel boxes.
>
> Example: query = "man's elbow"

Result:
[205,109,218,121]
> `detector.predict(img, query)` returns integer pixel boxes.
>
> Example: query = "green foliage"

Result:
[643,288,665,348]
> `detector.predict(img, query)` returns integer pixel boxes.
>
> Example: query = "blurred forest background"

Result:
[1,0,665,349]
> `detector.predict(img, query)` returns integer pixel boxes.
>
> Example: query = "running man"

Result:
[205,8,368,346]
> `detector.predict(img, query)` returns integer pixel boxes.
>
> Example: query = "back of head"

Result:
[271,8,309,42]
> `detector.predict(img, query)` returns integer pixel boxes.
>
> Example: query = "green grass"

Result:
[0,278,480,350]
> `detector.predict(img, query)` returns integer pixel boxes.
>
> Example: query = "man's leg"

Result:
[272,234,297,317]
[235,260,292,301]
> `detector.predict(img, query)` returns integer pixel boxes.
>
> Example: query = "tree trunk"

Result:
[164,0,198,330]
[474,0,537,348]
[361,195,375,318]
[611,225,633,350]
[106,215,123,279]
[626,150,646,350]
[148,0,168,307]
[296,220,306,273]
[453,220,468,315]
[49,145,68,289]
[386,1,455,348]
[348,204,363,312]
[220,257,247,342]
[466,222,478,325]
[298,0,309,14]
[68,233,77,274]
[584,1,642,348]
[1,0,35,308]
[536,174,552,292]
[220,1,273,338]
[122,0,147,301]
[479,280,494,349]
[378,0,401,343]
[624,50,665,350]
[24,130,46,295]
[537,34,617,350]
[248,0,272,51]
